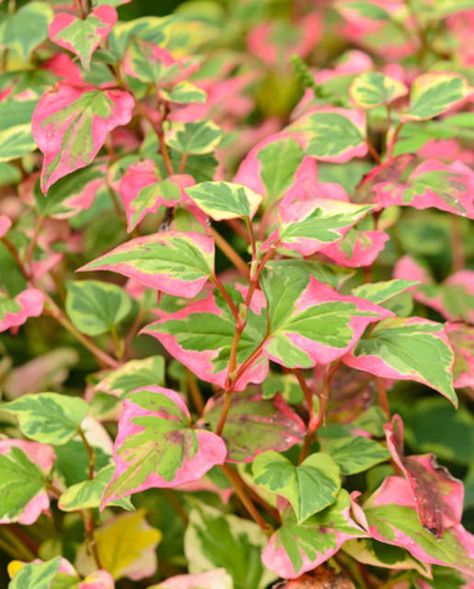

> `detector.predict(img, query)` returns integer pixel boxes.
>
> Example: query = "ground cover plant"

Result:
[0,0,473,587]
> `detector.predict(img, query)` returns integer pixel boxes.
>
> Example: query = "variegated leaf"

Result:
[32,84,134,192]
[79,231,214,298]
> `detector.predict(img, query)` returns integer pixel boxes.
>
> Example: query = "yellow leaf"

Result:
[93,509,161,580]
[7,560,25,579]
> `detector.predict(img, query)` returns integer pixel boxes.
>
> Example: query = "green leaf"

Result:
[350,72,407,109]
[1,2,53,58]
[185,181,262,221]
[184,503,275,589]
[162,81,207,104]
[263,490,366,578]
[0,447,47,522]
[4,393,88,445]
[352,279,418,304]
[345,317,457,406]
[95,356,165,396]
[34,165,105,219]
[407,73,469,120]
[58,464,132,512]
[262,263,386,369]
[103,387,226,504]
[167,121,223,155]
[0,99,37,162]
[79,231,214,298]
[321,436,390,475]
[49,6,117,70]
[258,138,304,204]
[343,538,431,576]
[293,110,366,162]
[8,557,61,589]
[252,452,341,523]
[66,280,132,336]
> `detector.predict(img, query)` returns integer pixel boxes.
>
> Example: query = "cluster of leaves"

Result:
[0,0,473,587]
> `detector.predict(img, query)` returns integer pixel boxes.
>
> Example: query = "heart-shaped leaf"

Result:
[102,386,227,505]
[262,491,366,579]
[49,6,117,70]
[79,231,214,298]
[321,436,390,475]
[253,451,341,523]
[263,265,391,369]
[32,84,134,192]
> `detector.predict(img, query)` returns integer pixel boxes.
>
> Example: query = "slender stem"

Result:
[178,152,188,174]
[451,215,465,272]
[2,236,30,279]
[294,368,314,424]
[157,124,174,176]
[78,426,96,480]
[124,306,146,360]
[211,274,241,324]
[162,489,189,524]
[387,121,404,159]
[210,227,250,279]
[221,464,271,532]
[216,390,233,436]
[0,527,35,561]
[299,363,339,462]
[376,377,391,419]
[24,215,45,269]
[366,137,381,164]
[186,371,205,416]
[110,325,125,360]
[245,216,257,261]
[82,509,102,570]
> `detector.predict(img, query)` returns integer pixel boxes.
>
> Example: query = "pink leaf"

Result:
[143,288,269,389]
[103,386,226,505]
[79,571,115,589]
[262,491,366,579]
[373,159,474,218]
[49,6,117,70]
[118,161,196,232]
[344,317,457,405]
[264,271,392,369]
[0,288,45,333]
[78,231,214,298]
[385,414,464,536]
[320,229,389,267]
[0,439,55,525]
[362,476,474,576]
[446,322,474,389]
[0,214,12,238]
[32,84,134,192]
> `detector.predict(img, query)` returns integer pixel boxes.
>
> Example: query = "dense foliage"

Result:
[0,0,473,587]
